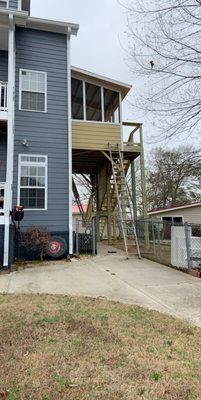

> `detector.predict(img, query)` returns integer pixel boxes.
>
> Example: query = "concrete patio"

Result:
[0,244,200,327]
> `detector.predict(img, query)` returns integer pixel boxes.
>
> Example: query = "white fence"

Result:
[171,225,201,269]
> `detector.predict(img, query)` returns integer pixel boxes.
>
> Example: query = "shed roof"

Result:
[148,201,201,215]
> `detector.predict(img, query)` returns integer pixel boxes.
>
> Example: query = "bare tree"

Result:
[73,174,92,205]
[147,146,201,209]
[125,0,201,138]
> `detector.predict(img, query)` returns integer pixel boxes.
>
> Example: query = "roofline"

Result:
[27,17,79,36]
[0,10,79,35]
[148,202,201,215]
[71,66,132,92]
[0,8,28,26]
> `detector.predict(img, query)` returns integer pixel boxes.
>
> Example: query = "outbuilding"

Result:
[148,202,201,224]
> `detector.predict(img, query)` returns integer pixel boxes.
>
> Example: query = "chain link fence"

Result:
[136,219,201,272]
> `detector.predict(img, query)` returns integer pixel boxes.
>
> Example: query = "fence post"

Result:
[151,218,156,255]
[158,222,162,263]
[185,222,192,270]
[75,219,79,255]
[92,218,96,256]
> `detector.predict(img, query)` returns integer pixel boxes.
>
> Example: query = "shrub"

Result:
[22,226,51,261]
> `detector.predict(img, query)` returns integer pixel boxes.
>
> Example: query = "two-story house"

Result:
[0,0,147,267]
[0,0,79,266]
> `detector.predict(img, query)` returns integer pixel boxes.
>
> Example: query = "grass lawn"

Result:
[0,295,200,400]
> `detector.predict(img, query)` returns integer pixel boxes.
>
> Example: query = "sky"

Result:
[31,0,198,156]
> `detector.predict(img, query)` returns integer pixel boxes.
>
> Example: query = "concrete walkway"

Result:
[0,244,201,327]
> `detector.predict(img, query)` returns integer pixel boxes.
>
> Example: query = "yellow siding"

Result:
[72,121,121,151]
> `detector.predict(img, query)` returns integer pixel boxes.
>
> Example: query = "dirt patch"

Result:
[0,294,200,400]
[11,254,93,272]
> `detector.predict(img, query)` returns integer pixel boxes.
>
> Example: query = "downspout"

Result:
[67,28,73,254]
[3,14,15,267]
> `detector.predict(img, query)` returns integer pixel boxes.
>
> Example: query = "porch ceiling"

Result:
[72,150,110,174]
[72,149,140,175]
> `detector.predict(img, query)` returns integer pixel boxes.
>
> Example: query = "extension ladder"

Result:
[109,145,141,259]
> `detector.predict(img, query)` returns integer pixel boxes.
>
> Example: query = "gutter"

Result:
[27,17,79,36]
[0,9,79,36]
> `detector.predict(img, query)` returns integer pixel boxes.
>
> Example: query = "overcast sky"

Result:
[31,0,198,155]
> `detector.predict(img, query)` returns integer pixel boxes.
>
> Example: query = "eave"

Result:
[0,9,28,27]
[71,66,132,99]
[27,17,79,36]
[0,9,79,36]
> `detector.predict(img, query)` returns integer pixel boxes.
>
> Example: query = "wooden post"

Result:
[131,160,137,221]
[95,175,100,242]
[113,212,117,241]
[139,125,149,246]
[107,171,112,244]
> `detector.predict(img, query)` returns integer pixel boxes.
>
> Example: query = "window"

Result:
[71,78,84,120]
[86,82,102,122]
[162,216,183,225]
[0,1,8,8]
[19,69,47,112]
[104,89,120,123]
[18,155,47,210]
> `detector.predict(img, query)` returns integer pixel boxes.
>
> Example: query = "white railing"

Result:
[0,82,8,111]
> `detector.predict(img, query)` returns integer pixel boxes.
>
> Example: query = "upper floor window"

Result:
[19,69,47,113]
[18,155,48,210]
[0,1,8,8]
[71,78,120,123]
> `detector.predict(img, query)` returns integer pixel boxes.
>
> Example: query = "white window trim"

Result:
[19,69,47,113]
[17,154,48,211]
[0,0,8,8]
[71,77,121,124]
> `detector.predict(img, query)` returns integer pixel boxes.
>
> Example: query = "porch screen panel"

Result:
[86,82,102,121]
[104,89,120,123]
[71,78,84,120]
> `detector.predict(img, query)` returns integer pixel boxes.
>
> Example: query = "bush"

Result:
[22,226,51,261]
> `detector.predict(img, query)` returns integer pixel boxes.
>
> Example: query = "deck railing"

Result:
[0,81,8,111]
[122,121,143,152]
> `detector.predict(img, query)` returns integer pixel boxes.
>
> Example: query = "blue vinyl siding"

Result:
[0,51,8,81]
[9,0,18,9]
[13,27,69,232]
[0,135,7,182]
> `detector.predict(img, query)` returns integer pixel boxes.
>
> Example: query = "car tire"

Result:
[46,236,68,259]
